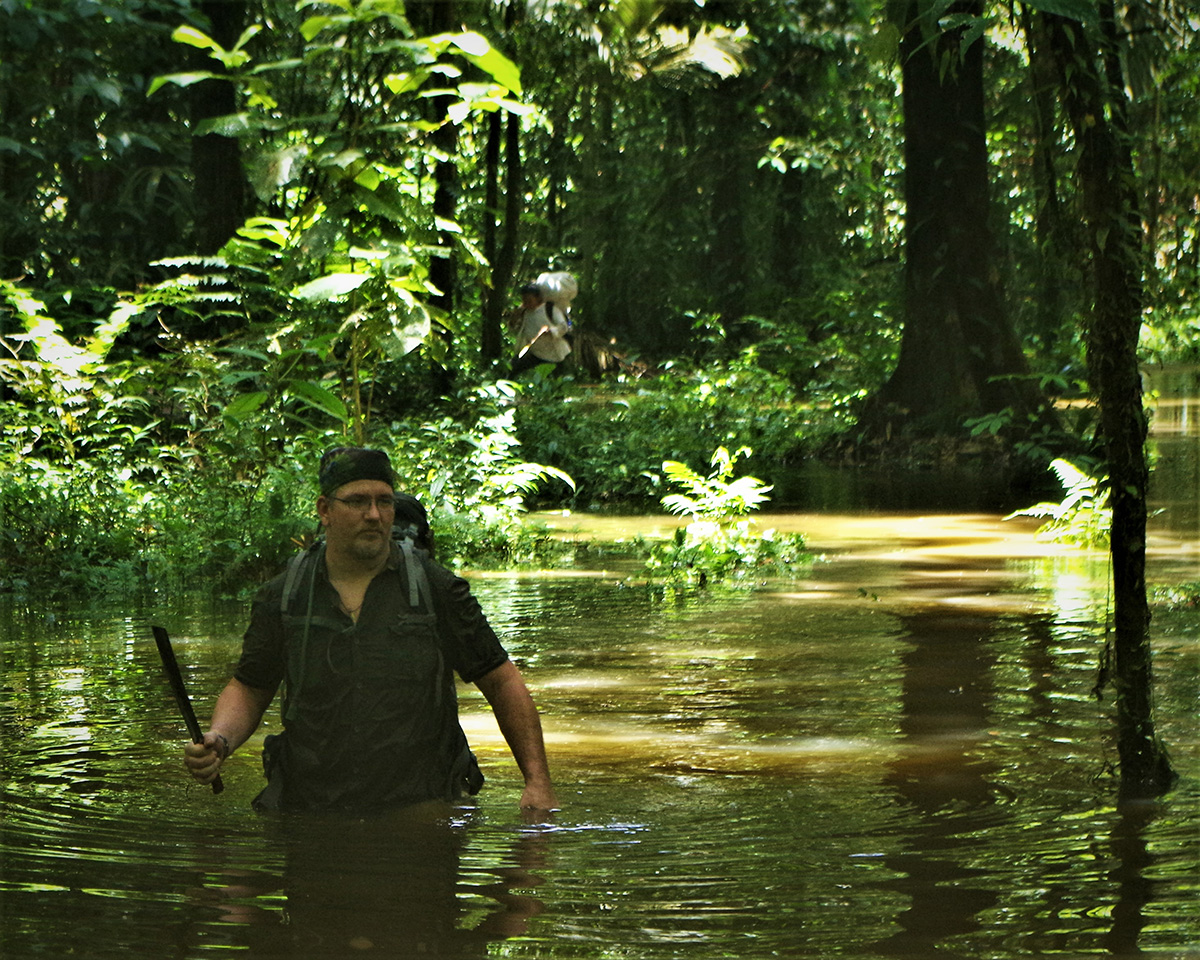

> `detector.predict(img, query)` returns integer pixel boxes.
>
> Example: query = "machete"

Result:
[516,325,549,359]
[152,625,224,795]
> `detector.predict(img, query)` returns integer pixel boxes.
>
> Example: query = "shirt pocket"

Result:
[357,613,447,731]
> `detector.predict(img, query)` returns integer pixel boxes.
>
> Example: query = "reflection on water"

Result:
[2,512,1198,960]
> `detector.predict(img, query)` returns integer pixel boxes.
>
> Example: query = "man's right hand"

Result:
[183,731,228,785]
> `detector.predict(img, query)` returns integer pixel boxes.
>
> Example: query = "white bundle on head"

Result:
[535,271,578,313]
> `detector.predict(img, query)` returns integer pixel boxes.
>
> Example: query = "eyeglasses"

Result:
[330,495,396,513]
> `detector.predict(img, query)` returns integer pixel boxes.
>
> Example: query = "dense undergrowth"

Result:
[0,308,835,598]
[2,278,1194,600]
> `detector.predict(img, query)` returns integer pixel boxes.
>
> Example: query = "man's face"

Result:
[318,479,395,563]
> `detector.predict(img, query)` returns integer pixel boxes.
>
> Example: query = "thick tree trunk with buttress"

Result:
[868,1,1046,437]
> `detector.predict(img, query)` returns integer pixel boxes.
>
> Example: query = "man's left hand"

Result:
[520,780,559,819]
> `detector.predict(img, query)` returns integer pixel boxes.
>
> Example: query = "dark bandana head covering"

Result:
[318,447,395,495]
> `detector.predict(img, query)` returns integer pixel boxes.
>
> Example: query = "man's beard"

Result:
[348,526,388,563]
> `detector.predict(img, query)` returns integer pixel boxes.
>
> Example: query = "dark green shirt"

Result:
[235,542,508,812]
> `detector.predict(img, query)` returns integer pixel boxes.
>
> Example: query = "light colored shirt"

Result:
[517,303,571,363]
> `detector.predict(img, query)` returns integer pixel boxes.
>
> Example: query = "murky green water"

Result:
[2,507,1197,960]
[4,374,1200,958]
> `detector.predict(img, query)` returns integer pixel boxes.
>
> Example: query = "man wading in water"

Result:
[183,447,557,815]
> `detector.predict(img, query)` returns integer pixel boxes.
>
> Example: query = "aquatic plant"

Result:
[642,446,809,586]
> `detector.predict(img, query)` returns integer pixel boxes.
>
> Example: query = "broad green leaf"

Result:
[147,71,220,96]
[172,25,222,52]
[300,15,350,42]
[232,25,263,51]
[384,69,432,95]
[224,391,268,421]
[287,380,348,422]
[195,113,254,138]
[385,311,431,359]
[354,166,381,190]
[1020,0,1097,20]
[451,31,491,57]
[441,32,522,94]
[237,217,291,245]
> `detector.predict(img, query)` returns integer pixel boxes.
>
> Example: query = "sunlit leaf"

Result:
[172,25,222,52]
[384,69,432,95]
[147,71,221,96]
[385,312,431,359]
[293,273,368,301]
[300,15,343,42]
[442,31,522,94]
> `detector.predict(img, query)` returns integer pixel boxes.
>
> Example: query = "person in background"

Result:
[183,446,557,815]
[510,281,571,377]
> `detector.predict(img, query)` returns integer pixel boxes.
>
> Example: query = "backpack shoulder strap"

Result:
[398,537,434,611]
[280,540,322,616]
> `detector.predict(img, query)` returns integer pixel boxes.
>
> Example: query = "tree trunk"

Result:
[871,1,1044,434]
[417,0,459,394]
[190,0,246,255]
[709,79,751,343]
[483,112,522,365]
[427,0,458,317]
[1021,8,1073,350]
[483,1,521,364]
[482,109,504,363]
[1044,7,1175,799]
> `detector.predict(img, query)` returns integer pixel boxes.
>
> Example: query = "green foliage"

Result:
[385,382,576,568]
[514,353,839,507]
[1004,458,1111,548]
[143,2,527,360]
[0,284,574,596]
[0,0,194,290]
[964,393,1091,465]
[658,445,773,522]
[3,0,1199,597]
[1140,312,1200,365]
[1151,581,1200,609]
[641,446,809,587]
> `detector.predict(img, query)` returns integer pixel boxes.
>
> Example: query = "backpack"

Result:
[534,271,578,318]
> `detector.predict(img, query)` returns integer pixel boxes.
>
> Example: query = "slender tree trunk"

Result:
[483,112,522,364]
[482,109,504,363]
[483,1,521,364]
[190,0,246,255]
[709,79,750,342]
[1022,9,1072,349]
[413,0,459,393]
[1044,7,1175,799]
[428,0,458,316]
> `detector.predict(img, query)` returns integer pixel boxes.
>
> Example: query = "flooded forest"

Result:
[3,2,1199,958]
